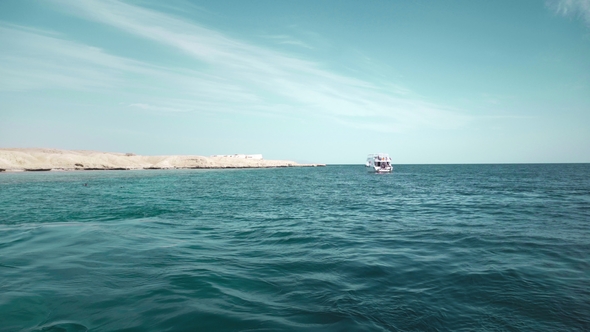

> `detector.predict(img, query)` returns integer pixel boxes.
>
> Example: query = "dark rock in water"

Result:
[0,169,5,172]
[144,167,162,170]
[109,168,129,170]
[25,168,52,172]
[83,168,107,171]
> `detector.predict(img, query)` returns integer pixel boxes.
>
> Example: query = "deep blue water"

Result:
[1,164,589,331]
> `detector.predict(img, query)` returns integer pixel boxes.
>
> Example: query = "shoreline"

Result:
[0,148,325,173]
[0,165,322,173]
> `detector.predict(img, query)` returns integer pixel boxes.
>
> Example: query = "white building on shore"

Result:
[210,154,263,160]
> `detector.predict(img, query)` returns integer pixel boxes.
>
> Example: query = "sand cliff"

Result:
[0,148,323,172]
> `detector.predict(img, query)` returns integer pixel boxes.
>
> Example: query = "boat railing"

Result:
[367,153,390,159]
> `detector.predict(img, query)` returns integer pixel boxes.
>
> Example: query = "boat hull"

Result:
[376,169,392,173]
[369,167,393,173]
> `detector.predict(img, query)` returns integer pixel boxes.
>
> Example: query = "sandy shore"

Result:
[0,148,324,172]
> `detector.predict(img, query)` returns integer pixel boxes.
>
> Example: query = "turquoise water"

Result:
[1,164,589,331]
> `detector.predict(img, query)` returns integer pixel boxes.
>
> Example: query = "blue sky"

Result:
[0,0,589,164]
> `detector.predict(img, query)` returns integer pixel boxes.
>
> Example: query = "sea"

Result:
[1,164,589,331]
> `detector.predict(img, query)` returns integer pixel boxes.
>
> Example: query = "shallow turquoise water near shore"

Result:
[1,164,589,331]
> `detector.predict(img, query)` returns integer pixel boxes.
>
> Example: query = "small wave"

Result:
[31,322,88,332]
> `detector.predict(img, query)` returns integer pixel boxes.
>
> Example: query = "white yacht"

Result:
[366,153,393,173]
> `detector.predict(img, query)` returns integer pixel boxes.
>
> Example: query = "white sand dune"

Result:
[0,148,323,172]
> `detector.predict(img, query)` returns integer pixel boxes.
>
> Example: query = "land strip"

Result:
[0,148,324,172]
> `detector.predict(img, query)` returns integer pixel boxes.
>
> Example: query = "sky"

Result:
[0,0,589,164]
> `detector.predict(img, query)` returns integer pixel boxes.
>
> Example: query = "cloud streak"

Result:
[3,0,470,132]
[547,0,590,25]
[0,24,261,111]
[128,103,190,113]
[263,35,314,49]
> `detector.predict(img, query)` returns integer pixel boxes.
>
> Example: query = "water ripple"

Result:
[1,165,589,331]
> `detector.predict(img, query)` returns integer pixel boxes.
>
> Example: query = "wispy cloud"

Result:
[263,35,313,49]
[4,0,470,132]
[0,25,123,91]
[0,24,260,109]
[128,103,190,113]
[547,0,590,26]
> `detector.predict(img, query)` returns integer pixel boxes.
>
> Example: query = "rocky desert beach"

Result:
[0,148,323,172]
